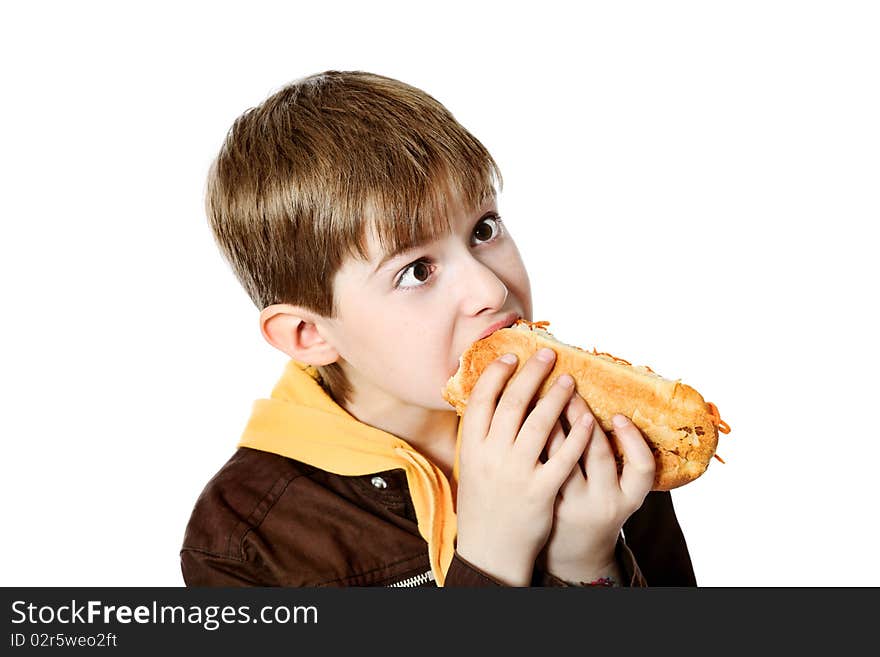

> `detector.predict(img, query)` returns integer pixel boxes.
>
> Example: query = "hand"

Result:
[455,348,593,586]
[537,392,655,584]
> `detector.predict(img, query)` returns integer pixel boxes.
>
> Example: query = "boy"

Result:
[180,70,696,587]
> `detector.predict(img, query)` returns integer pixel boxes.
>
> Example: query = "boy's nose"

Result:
[459,258,509,315]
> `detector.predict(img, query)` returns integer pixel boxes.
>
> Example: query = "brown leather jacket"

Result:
[180,447,696,587]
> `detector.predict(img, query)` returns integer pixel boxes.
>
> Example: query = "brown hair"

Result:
[205,70,502,405]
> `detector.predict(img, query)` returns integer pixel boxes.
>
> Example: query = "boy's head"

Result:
[206,70,532,410]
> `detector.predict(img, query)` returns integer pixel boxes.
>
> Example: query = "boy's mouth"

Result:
[475,312,521,342]
[448,313,522,380]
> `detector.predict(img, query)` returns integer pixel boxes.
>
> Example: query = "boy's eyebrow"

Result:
[371,241,430,276]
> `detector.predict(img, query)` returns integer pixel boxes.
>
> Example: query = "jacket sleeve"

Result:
[443,552,508,586]
[444,535,646,587]
[532,534,647,587]
[180,548,278,587]
[622,490,697,586]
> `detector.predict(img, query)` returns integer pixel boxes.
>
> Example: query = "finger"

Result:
[545,417,566,461]
[514,372,578,463]
[583,419,620,490]
[560,411,591,488]
[562,391,596,470]
[540,410,594,490]
[459,353,519,447]
[613,415,656,503]
[563,390,592,430]
[488,347,558,446]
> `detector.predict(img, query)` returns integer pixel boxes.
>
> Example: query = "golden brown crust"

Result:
[442,320,721,490]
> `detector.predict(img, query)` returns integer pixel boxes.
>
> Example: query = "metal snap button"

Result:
[370,476,388,489]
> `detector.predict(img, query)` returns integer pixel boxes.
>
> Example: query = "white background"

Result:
[2,1,877,587]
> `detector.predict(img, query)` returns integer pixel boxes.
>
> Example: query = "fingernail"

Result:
[613,414,629,428]
[578,412,594,427]
[537,348,555,362]
[500,353,517,364]
[557,374,574,388]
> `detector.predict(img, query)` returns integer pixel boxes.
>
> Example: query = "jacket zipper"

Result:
[387,569,435,587]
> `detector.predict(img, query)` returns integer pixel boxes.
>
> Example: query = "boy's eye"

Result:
[393,214,503,291]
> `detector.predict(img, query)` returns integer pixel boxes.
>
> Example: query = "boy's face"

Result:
[318,195,532,411]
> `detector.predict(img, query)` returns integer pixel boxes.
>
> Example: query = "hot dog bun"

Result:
[442,319,730,490]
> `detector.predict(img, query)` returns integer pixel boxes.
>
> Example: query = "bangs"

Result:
[347,145,503,265]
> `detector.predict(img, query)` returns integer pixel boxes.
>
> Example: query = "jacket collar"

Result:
[237,359,460,586]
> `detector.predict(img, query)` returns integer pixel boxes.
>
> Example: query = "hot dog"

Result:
[442,319,730,490]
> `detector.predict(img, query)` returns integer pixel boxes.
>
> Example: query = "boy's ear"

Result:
[259,304,339,366]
